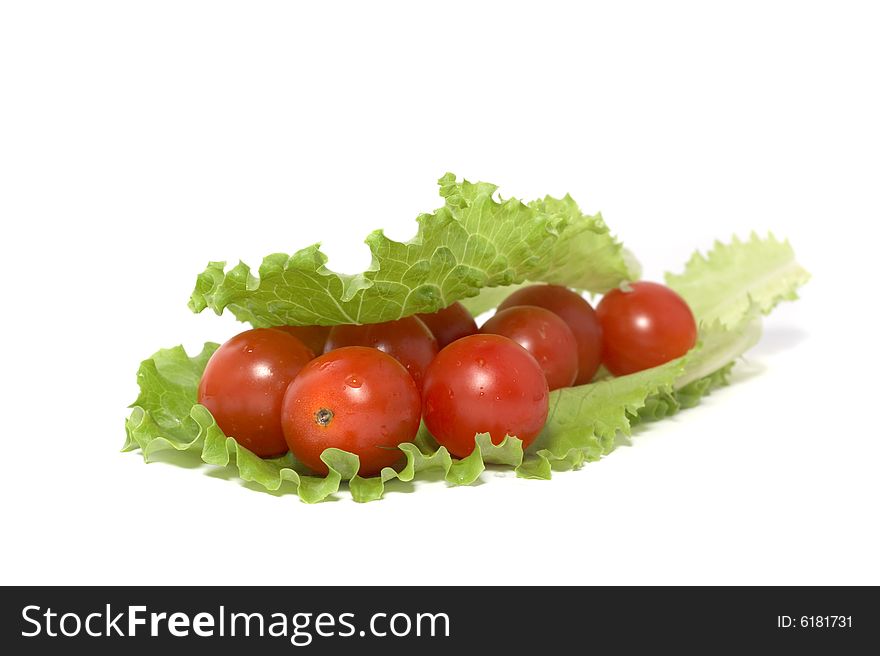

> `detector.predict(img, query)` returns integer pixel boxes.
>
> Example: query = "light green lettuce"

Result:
[123,343,523,503]
[516,319,759,479]
[126,224,807,502]
[516,233,804,478]
[188,174,634,327]
[666,232,810,328]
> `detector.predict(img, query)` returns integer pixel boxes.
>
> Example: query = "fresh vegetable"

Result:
[124,173,809,503]
[188,174,635,328]
[324,316,438,391]
[196,328,314,457]
[497,284,603,385]
[274,325,330,356]
[480,305,578,390]
[416,301,478,349]
[596,282,698,376]
[665,233,808,328]
[421,334,549,458]
[281,347,421,477]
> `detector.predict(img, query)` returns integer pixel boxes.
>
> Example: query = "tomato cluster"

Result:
[198,282,697,475]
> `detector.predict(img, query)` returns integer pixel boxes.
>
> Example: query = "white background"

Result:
[1,1,878,586]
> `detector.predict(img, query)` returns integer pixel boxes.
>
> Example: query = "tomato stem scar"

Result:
[315,408,334,427]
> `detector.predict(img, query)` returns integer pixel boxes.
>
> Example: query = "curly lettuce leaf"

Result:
[515,230,807,480]
[188,173,634,327]
[127,234,808,502]
[124,345,523,503]
[666,232,810,328]
[515,357,684,478]
[514,318,759,479]
[123,337,735,500]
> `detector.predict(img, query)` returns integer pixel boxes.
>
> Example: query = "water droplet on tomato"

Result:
[477,357,485,367]
[447,389,455,399]
[345,375,362,388]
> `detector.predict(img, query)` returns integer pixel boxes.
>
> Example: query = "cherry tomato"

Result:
[480,305,578,390]
[324,316,438,391]
[274,325,330,355]
[281,346,421,476]
[596,281,698,376]
[197,328,315,457]
[416,301,478,349]
[421,334,549,458]
[498,284,602,385]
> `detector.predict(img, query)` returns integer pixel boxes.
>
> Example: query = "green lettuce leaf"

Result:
[666,232,810,328]
[515,317,759,479]
[514,230,805,478]
[188,173,634,327]
[124,345,523,503]
[127,231,808,502]
[123,330,739,500]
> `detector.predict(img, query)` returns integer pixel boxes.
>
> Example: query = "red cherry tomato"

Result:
[498,284,602,385]
[421,334,549,458]
[480,305,578,390]
[324,316,438,391]
[596,281,698,376]
[274,325,330,356]
[281,346,421,476]
[416,301,478,349]
[197,328,315,457]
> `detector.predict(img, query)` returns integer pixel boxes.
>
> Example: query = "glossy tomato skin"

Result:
[480,305,578,390]
[324,316,438,391]
[596,281,698,376]
[498,284,602,385]
[421,334,549,458]
[281,346,421,476]
[274,325,330,356]
[197,328,315,458]
[416,301,478,349]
